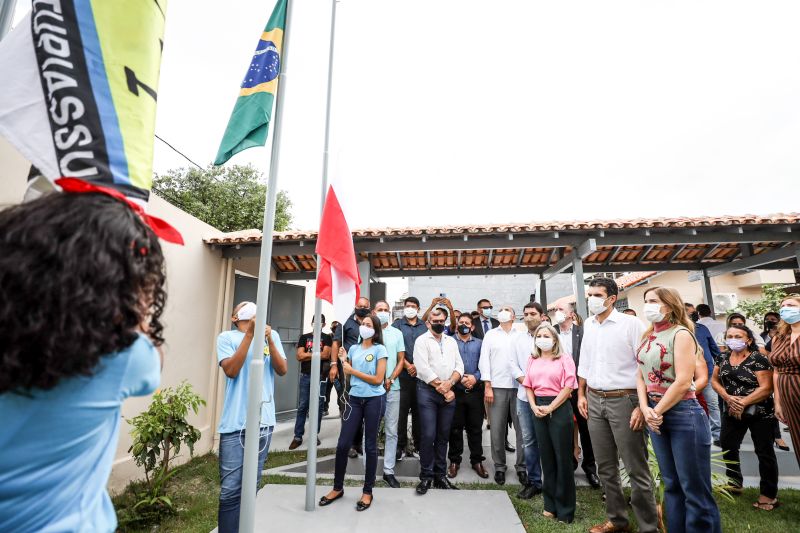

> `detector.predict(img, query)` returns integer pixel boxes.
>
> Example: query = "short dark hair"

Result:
[312,313,327,325]
[477,298,491,308]
[684,302,695,309]
[373,300,390,310]
[404,296,420,308]
[725,324,758,351]
[458,313,473,324]
[726,313,747,327]
[523,301,544,314]
[587,277,618,298]
[0,192,166,394]
[696,304,712,317]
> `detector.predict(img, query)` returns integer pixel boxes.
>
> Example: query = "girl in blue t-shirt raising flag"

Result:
[319,314,388,512]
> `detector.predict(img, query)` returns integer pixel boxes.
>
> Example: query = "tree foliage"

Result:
[153,164,293,232]
[733,284,788,327]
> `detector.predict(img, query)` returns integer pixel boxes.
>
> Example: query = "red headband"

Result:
[55,177,184,245]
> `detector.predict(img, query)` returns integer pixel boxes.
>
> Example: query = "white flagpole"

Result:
[0,0,18,41]
[239,0,294,530]
[305,0,338,511]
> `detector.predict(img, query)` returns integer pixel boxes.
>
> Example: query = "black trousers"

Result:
[448,387,486,465]
[418,382,456,479]
[570,393,596,474]
[720,414,778,498]
[398,376,421,452]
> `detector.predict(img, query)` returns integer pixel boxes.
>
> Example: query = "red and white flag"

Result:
[315,184,360,323]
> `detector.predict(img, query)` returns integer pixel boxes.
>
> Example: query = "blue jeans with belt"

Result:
[417,382,456,480]
[218,427,272,533]
[648,398,721,533]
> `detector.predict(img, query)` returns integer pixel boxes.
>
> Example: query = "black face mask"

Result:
[766,320,778,329]
[354,307,370,318]
[457,325,471,335]
[431,323,446,334]
[690,312,699,322]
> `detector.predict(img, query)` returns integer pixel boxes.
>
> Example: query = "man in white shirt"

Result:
[479,304,525,485]
[413,308,464,495]
[696,304,725,340]
[509,302,545,499]
[577,278,658,533]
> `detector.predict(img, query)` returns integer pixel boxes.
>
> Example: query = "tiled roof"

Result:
[204,213,800,244]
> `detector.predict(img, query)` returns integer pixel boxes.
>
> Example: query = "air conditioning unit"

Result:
[713,293,738,315]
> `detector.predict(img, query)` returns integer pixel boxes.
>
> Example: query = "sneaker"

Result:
[288,437,302,450]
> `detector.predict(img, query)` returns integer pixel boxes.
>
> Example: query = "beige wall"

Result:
[621,269,795,329]
[0,140,231,493]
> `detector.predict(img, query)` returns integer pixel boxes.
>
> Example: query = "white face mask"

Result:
[359,325,375,339]
[554,310,567,324]
[497,310,512,323]
[643,303,665,323]
[403,306,418,319]
[481,307,492,318]
[587,296,608,315]
[376,311,391,325]
[535,337,555,351]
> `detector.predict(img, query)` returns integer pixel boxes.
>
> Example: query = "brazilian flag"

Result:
[214,0,286,165]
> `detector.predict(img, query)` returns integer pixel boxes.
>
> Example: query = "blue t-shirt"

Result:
[347,342,389,397]
[0,334,160,532]
[217,328,286,434]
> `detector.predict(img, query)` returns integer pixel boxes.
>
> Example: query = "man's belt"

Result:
[588,387,637,398]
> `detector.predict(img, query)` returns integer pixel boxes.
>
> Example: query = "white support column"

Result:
[358,260,370,300]
[701,270,715,319]
[573,256,587,319]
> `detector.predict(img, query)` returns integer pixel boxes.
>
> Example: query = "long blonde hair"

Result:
[532,323,563,359]
[641,286,696,339]
[777,294,800,337]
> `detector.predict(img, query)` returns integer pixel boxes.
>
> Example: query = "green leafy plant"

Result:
[127,381,206,516]
[734,284,789,327]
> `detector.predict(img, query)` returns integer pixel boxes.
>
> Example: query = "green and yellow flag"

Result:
[214,0,287,165]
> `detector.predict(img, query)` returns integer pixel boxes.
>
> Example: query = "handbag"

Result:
[741,404,758,418]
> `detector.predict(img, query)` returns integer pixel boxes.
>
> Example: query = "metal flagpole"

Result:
[0,0,19,41]
[239,0,295,530]
[305,0,338,512]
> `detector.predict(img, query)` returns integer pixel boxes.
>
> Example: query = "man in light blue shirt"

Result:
[216,302,287,533]
[374,300,406,488]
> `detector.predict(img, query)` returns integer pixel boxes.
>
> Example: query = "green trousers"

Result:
[532,396,576,523]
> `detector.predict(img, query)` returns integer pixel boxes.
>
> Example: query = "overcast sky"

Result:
[12,0,800,232]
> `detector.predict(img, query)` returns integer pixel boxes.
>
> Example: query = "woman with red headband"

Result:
[0,185,177,532]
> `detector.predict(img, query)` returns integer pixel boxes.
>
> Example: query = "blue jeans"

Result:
[334,394,385,494]
[218,427,273,533]
[648,399,721,533]
[516,398,543,488]
[417,382,456,479]
[293,373,325,440]
[383,389,401,474]
[701,385,722,441]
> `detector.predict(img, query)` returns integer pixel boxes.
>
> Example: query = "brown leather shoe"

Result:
[472,462,489,479]
[447,462,459,478]
[588,521,630,533]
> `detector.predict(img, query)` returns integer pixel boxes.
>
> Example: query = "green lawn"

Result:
[114,450,799,533]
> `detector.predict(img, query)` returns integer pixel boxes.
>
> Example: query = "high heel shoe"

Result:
[775,439,790,452]
[319,490,344,506]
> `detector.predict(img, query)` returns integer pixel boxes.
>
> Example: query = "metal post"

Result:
[538,277,548,311]
[239,0,295,530]
[701,270,715,319]
[305,0,338,512]
[573,257,587,319]
[0,0,18,41]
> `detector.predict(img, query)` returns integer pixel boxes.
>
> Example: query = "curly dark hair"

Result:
[0,192,167,393]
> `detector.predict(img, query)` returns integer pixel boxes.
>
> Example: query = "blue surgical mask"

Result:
[780,306,800,325]
[376,311,391,325]
[725,338,747,352]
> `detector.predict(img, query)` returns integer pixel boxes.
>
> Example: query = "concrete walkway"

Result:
[246,484,525,533]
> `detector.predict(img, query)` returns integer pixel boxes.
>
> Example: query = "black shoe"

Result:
[517,471,528,486]
[322,408,329,416]
[348,447,358,458]
[354,445,364,455]
[504,441,515,453]
[319,490,344,506]
[396,450,404,462]
[713,440,721,448]
[416,479,432,495]
[383,474,400,488]
[356,496,372,512]
[585,471,601,489]
[494,471,506,485]
[317,437,321,446]
[434,476,459,490]
[517,484,536,499]
[288,437,302,450]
